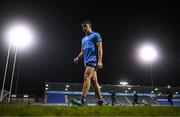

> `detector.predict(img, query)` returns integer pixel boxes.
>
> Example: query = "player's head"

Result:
[81,20,93,34]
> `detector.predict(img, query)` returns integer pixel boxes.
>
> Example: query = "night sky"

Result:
[0,0,179,96]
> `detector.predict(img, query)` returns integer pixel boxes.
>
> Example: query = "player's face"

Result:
[81,23,91,33]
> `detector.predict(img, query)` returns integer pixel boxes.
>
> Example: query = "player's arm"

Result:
[96,41,103,69]
[74,47,84,63]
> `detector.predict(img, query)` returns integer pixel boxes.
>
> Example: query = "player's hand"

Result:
[74,57,79,63]
[97,62,103,69]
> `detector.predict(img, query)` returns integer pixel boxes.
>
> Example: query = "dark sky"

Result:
[0,0,179,96]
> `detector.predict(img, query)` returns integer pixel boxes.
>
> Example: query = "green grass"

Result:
[0,104,180,116]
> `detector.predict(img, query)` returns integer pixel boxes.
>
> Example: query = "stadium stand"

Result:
[45,82,180,106]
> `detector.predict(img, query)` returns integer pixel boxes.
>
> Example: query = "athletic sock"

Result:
[97,97,103,101]
[80,95,86,99]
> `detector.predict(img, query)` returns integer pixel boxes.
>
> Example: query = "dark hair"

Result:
[81,20,93,28]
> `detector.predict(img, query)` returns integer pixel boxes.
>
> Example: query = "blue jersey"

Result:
[81,31,102,65]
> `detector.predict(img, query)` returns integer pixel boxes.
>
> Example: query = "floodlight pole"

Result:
[0,42,11,102]
[150,63,154,87]
[15,49,22,96]
[8,47,18,103]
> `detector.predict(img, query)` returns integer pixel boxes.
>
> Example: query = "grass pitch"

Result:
[0,104,179,116]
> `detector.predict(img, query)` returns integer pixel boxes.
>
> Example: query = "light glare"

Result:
[120,81,128,85]
[66,85,69,88]
[5,22,34,48]
[138,44,157,62]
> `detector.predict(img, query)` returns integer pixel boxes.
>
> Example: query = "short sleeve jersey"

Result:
[81,31,102,65]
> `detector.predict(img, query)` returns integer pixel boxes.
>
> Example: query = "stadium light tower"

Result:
[0,21,34,102]
[138,43,158,87]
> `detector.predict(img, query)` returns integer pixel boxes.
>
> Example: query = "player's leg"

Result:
[91,71,108,105]
[133,100,135,106]
[171,98,173,106]
[71,66,95,106]
[91,71,102,99]
[114,97,117,104]
[112,98,114,105]
[168,98,173,106]
[81,66,95,97]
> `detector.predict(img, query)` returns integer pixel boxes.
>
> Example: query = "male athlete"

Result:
[72,20,107,106]
[132,90,140,106]
[109,89,117,105]
[166,85,173,106]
